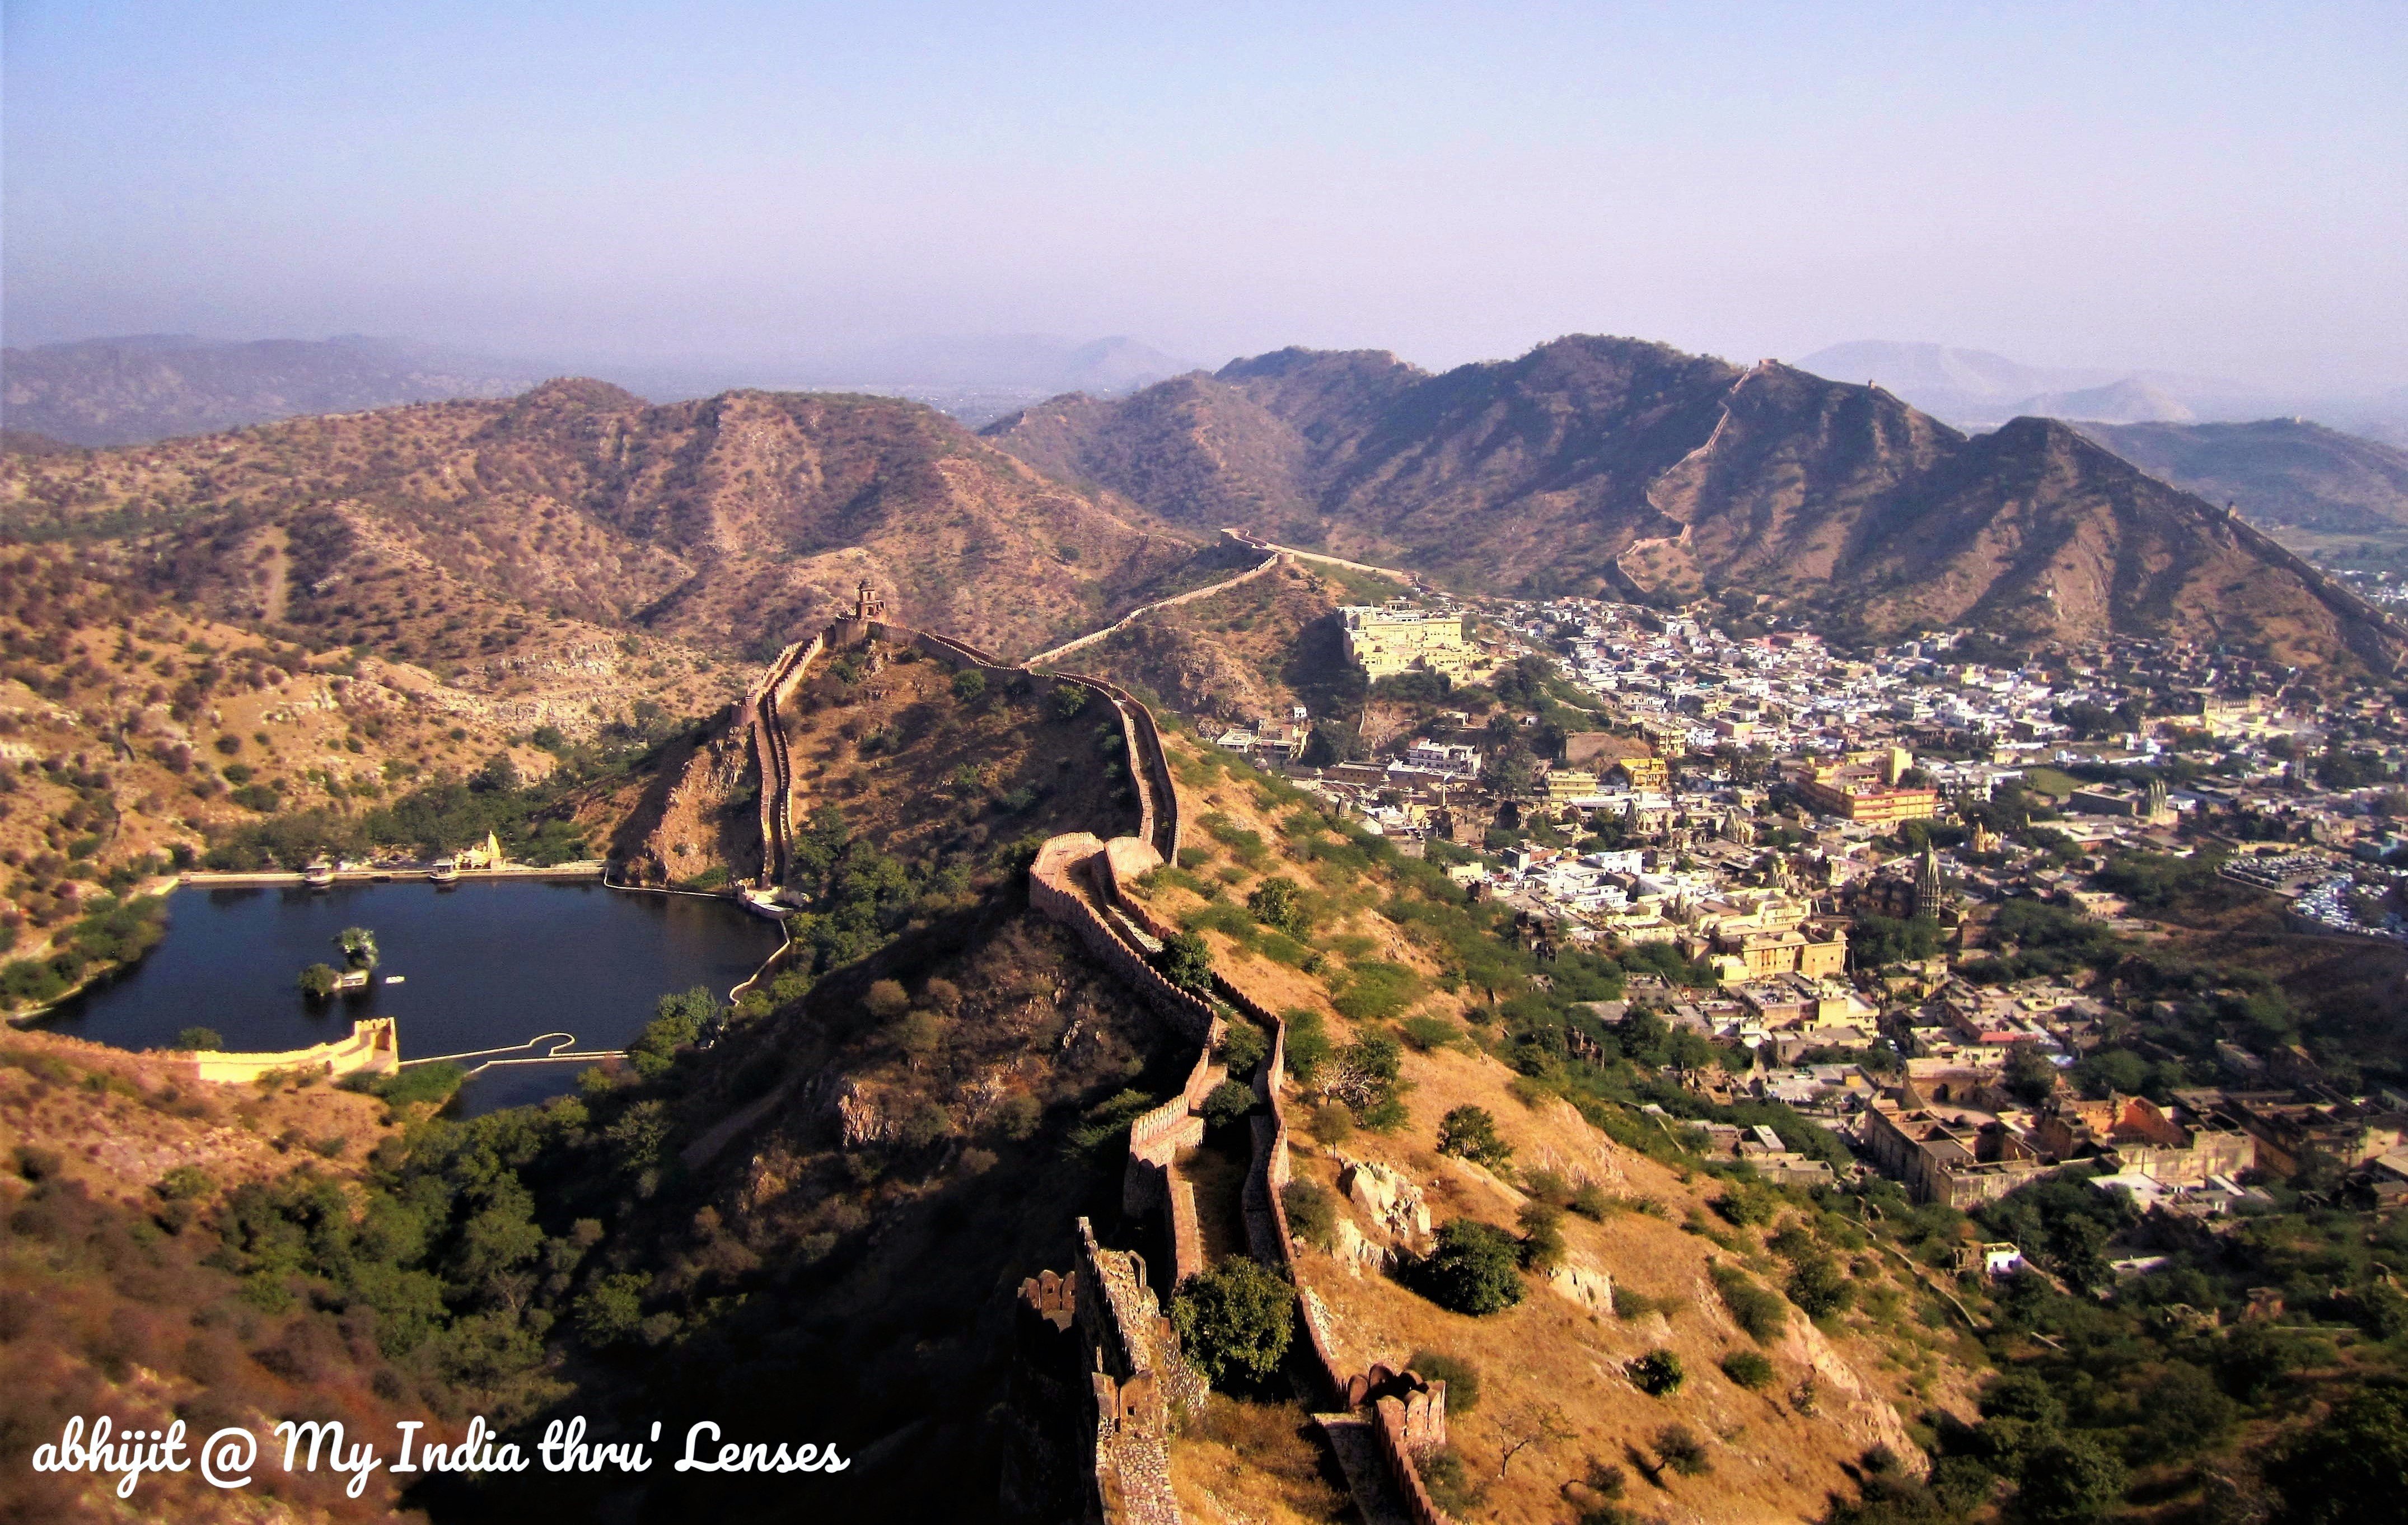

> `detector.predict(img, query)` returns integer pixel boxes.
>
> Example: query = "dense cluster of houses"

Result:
[1185,590,2408,1250]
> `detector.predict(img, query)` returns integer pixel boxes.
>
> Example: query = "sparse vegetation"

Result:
[1626,1347,1685,1396]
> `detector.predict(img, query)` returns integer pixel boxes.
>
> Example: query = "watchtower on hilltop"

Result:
[852,578,887,621]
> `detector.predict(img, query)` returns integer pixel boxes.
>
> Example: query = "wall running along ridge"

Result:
[1014,694,1457,1524]
[1023,550,1287,668]
[725,595,1452,1522]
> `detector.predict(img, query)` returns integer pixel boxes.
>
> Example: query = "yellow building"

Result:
[1796,748,1937,824]
[1545,769,1601,803]
[1341,604,1476,681]
[1611,756,1670,792]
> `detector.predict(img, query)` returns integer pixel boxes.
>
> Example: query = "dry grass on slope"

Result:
[0,1026,439,1523]
[1133,732,1984,1523]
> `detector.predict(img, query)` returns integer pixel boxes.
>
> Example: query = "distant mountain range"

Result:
[1796,339,2406,438]
[8,331,2404,675]
[984,336,2404,671]
[0,334,543,447]
[2073,419,2408,536]
[0,331,1201,447]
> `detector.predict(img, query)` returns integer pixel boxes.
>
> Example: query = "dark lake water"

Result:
[37,881,785,1114]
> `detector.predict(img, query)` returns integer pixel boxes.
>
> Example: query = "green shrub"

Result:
[1517,1201,1565,1272]
[1067,1088,1158,1154]
[1713,1178,1780,1227]
[993,1092,1042,1141]
[2013,1433,2129,1525]
[297,962,342,999]
[1283,1009,1331,1081]
[951,668,987,702]
[1172,1257,1294,1388]
[1183,900,1260,947]
[1712,1264,1787,1343]
[176,1026,224,1052]
[1407,1350,1482,1413]
[1720,1350,1776,1390]
[1654,1423,1710,1476]
[1256,930,1311,966]
[1200,812,1268,866]
[1413,1219,1525,1316]
[1281,1180,1338,1251]
[1246,876,1311,937]
[1220,1020,1269,1075]
[1523,1168,1572,1205]
[1785,1255,1854,1319]
[1437,1105,1512,1167]
[1397,1014,1463,1052]
[371,1060,465,1111]
[1308,1103,1354,1145]
[1201,1079,1257,1131]
[1332,960,1422,1022]
[1159,930,1214,991]
[1626,1348,1685,1396]
[155,1165,213,1201]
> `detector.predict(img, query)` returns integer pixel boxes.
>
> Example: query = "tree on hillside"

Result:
[1437,1105,1512,1168]
[1246,876,1311,937]
[1413,1219,1525,1316]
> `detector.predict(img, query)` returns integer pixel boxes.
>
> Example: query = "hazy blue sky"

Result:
[5,1,2403,390]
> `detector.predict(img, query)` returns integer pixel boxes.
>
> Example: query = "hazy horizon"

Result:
[6,3,2404,399]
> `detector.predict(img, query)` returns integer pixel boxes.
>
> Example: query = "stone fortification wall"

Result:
[1124,1045,1227,1287]
[1014,652,1463,1523]
[1073,1217,1188,1525]
[1025,551,1287,668]
[741,631,827,887]
[1028,836,1218,1045]
[1374,1394,1455,1525]
[183,1018,399,1085]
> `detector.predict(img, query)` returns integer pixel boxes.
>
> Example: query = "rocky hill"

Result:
[985,336,2404,670]
[2077,418,2408,536]
[0,383,1214,991]
[0,334,543,447]
[1,381,1198,665]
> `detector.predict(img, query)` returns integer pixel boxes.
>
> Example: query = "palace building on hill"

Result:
[1341,604,1478,681]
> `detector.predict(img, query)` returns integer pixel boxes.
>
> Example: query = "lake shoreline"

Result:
[13,880,785,1112]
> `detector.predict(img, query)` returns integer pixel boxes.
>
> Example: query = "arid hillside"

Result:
[1123,732,1981,1523]
[2077,418,2408,535]
[0,1024,460,1522]
[0,381,1200,665]
[615,632,1142,890]
[985,336,2404,668]
[1049,554,1410,727]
